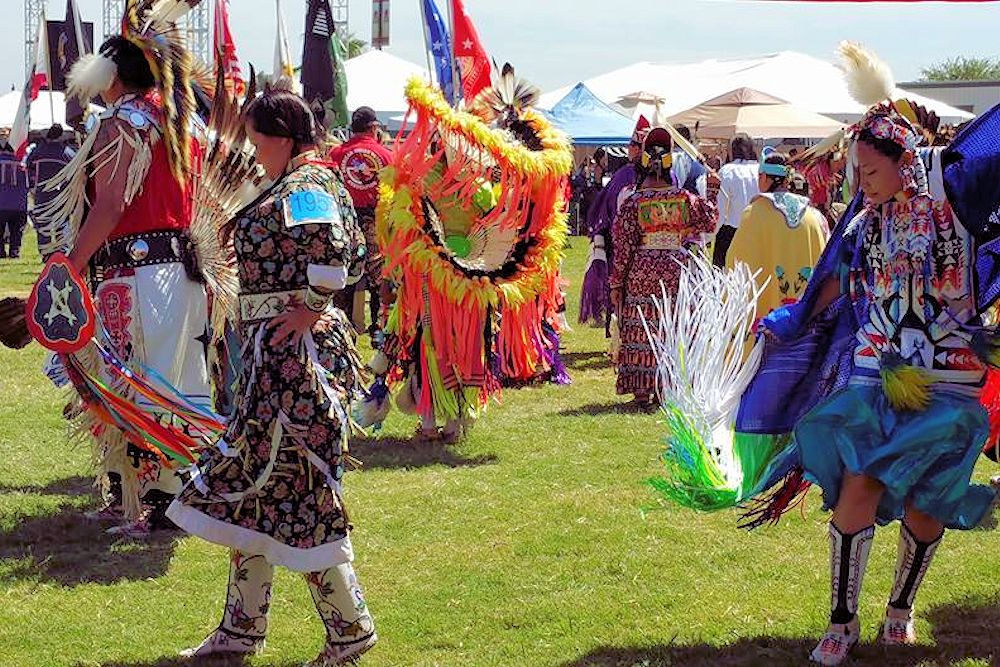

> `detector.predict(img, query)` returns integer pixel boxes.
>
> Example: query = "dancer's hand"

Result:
[269,306,322,348]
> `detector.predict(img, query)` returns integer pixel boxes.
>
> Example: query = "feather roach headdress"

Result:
[66,0,203,183]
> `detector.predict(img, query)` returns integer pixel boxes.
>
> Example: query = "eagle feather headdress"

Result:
[66,0,204,183]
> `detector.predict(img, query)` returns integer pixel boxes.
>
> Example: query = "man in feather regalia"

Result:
[31,0,213,536]
[368,65,572,440]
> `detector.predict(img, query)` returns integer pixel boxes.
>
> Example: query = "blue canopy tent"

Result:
[545,83,635,146]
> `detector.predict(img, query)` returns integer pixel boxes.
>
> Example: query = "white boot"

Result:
[810,523,874,665]
[181,551,272,657]
[304,562,377,666]
[879,523,942,645]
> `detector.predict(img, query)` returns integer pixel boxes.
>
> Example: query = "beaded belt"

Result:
[641,230,683,251]
[93,230,188,271]
[238,289,305,323]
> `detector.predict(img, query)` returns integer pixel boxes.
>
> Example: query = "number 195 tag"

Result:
[285,190,342,227]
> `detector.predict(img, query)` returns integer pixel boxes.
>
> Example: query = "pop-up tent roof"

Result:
[668,87,845,139]
[546,82,636,145]
[540,51,974,125]
[342,50,428,127]
[0,91,102,130]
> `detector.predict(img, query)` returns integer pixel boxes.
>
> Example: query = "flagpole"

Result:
[42,10,54,126]
[445,0,461,104]
[417,0,435,85]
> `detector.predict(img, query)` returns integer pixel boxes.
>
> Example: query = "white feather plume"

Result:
[838,41,894,107]
[66,53,117,103]
[147,0,201,24]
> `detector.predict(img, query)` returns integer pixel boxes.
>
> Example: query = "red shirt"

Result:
[86,94,198,241]
[109,139,197,240]
[327,134,393,209]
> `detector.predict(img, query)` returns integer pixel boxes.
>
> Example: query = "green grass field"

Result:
[1,232,998,667]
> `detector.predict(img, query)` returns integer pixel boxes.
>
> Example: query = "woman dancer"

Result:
[167,86,376,666]
[610,127,716,407]
[726,150,829,320]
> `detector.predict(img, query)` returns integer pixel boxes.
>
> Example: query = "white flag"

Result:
[11,16,52,156]
[274,0,299,91]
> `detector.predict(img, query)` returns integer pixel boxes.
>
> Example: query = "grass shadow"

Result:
[561,350,612,372]
[558,400,657,417]
[0,474,93,496]
[91,662,322,667]
[349,435,499,471]
[0,504,177,587]
[559,596,1000,667]
[87,658,266,667]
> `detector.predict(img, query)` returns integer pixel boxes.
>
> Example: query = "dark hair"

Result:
[244,89,320,152]
[730,135,757,161]
[635,144,673,187]
[761,153,790,193]
[99,36,155,91]
[46,124,63,140]
[676,125,692,142]
[856,128,905,162]
[594,147,607,163]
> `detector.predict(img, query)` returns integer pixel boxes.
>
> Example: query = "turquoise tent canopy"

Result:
[545,83,635,146]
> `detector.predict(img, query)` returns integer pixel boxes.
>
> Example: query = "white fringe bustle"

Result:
[640,254,767,477]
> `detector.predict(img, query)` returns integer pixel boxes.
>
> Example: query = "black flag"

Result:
[48,0,93,126]
[301,0,349,129]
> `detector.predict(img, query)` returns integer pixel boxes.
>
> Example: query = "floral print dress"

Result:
[168,158,367,571]
[611,184,716,397]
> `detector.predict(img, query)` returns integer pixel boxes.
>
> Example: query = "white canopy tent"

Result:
[0,91,81,131]
[540,51,975,126]
[668,88,845,140]
[0,52,430,135]
[342,50,429,128]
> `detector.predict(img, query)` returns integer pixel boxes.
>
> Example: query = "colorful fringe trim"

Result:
[647,404,794,516]
[375,78,572,425]
[880,354,934,412]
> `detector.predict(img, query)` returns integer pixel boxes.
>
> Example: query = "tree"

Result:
[921,56,1000,81]
[344,32,367,59]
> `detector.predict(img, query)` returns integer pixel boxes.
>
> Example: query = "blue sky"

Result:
[3,0,999,92]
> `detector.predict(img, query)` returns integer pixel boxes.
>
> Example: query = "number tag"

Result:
[284,190,342,227]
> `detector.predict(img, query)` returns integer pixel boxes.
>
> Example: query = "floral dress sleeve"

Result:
[281,169,367,293]
[687,190,718,235]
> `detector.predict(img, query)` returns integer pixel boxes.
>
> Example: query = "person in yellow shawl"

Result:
[725,150,829,321]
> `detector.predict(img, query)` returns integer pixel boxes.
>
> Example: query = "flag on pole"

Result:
[50,0,91,91]
[11,15,52,157]
[371,0,390,50]
[421,0,455,105]
[450,0,491,102]
[302,0,349,129]
[273,0,297,86]
[214,0,245,96]
[56,0,93,127]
